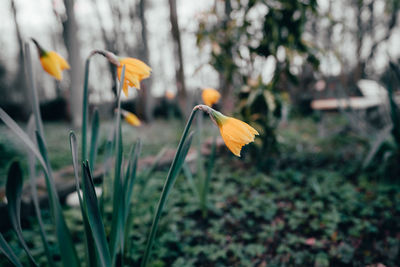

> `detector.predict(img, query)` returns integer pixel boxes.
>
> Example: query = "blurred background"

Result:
[1,0,399,123]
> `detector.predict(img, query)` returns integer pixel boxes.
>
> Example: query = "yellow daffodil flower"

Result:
[196,105,259,157]
[165,90,175,100]
[202,88,221,107]
[121,110,141,127]
[31,39,70,81]
[90,50,151,97]
[117,57,151,97]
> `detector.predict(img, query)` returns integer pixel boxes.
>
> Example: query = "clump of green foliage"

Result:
[5,159,398,266]
[363,62,400,181]
[197,0,320,168]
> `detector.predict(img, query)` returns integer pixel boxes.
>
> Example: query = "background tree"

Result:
[197,0,319,169]
[168,0,187,115]
[61,0,84,127]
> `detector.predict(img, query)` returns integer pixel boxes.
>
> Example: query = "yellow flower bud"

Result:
[202,88,221,107]
[32,39,70,81]
[121,110,141,127]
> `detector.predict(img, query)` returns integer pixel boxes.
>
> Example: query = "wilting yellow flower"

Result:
[202,88,221,107]
[205,107,258,157]
[121,110,141,127]
[117,57,151,97]
[31,39,70,81]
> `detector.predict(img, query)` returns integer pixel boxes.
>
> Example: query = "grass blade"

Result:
[89,109,100,172]
[69,132,98,267]
[24,43,45,139]
[182,162,200,200]
[201,136,217,218]
[82,58,91,161]
[27,116,54,266]
[0,233,23,267]
[100,129,114,217]
[0,108,48,171]
[36,132,80,267]
[121,140,142,253]
[6,161,38,266]
[82,162,112,267]
[140,104,197,267]
[110,65,126,261]
[124,139,142,211]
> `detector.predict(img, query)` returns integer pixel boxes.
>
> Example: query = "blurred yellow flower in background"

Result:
[121,109,141,127]
[32,39,70,81]
[117,57,151,96]
[210,109,258,157]
[202,88,221,107]
[165,90,176,100]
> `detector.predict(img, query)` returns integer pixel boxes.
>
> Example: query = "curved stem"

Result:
[141,106,200,267]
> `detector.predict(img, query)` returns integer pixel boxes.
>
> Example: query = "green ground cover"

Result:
[1,115,399,266]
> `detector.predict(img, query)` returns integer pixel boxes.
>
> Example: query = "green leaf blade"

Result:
[6,161,38,266]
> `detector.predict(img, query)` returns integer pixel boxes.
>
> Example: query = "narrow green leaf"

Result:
[69,132,98,267]
[121,140,142,258]
[386,65,400,147]
[24,43,45,139]
[125,146,167,257]
[89,109,100,171]
[82,162,112,267]
[0,109,77,266]
[201,136,217,218]
[0,233,23,267]
[6,161,38,266]
[26,116,54,266]
[36,133,81,267]
[110,65,126,262]
[141,111,196,267]
[0,108,48,172]
[82,58,91,161]
[124,139,142,211]
[182,163,200,200]
[100,130,114,217]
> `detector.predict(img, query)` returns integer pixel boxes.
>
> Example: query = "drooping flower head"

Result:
[202,88,221,107]
[121,109,141,127]
[117,57,151,96]
[31,38,70,81]
[90,50,151,97]
[196,105,259,157]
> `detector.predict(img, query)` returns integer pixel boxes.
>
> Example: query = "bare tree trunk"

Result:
[168,0,187,115]
[10,0,31,119]
[92,0,119,96]
[62,0,83,127]
[135,0,153,121]
[220,0,234,113]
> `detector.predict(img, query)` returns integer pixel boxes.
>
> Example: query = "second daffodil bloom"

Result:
[121,109,141,127]
[89,50,151,97]
[117,57,151,97]
[197,105,259,157]
[202,88,221,107]
[31,38,70,81]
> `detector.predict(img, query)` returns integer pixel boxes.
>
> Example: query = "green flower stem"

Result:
[24,43,45,139]
[140,105,201,267]
[81,57,91,161]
